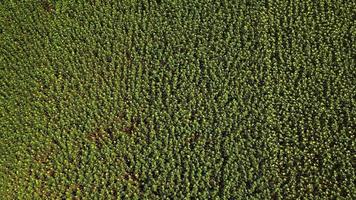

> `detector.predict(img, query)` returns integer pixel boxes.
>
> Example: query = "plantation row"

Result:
[0,0,355,199]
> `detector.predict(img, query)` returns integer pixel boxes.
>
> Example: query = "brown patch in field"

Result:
[87,128,108,147]
[186,133,200,144]
[46,168,55,177]
[113,112,125,123]
[35,153,50,164]
[122,171,144,194]
[185,133,202,149]
[125,50,133,65]
[121,116,141,135]
[123,171,139,182]
[113,112,141,135]
[40,0,55,13]
[34,145,58,164]
[68,183,83,198]
[104,127,114,141]
[122,125,134,134]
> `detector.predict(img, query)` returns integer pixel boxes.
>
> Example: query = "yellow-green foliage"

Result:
[1,0,355,199]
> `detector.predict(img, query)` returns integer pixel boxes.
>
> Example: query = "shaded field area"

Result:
[0,0,355,199]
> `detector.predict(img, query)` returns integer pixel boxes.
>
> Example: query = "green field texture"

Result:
[0,0,355,199]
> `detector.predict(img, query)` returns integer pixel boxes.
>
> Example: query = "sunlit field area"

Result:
[0,0,355,199]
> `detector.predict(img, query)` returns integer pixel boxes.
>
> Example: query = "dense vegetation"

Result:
[0,0,355,199]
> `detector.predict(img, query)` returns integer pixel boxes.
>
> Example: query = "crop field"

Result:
[0,0,355,199]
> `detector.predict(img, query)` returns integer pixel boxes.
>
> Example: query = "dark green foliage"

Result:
[1,0,355,199]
